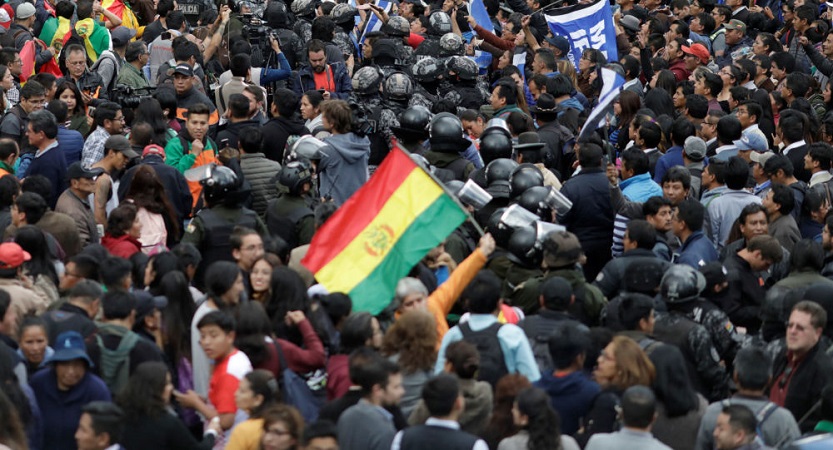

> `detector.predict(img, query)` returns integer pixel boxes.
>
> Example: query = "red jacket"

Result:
[473,24,515,51]
[101,234,141,259]
[256,319,327,376]
[669,58,691,83]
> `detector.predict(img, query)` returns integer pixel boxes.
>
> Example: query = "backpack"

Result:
[273,339,325,423]
[721,399,779,441]
[90,50,121,92]
[0,27,27,51]
[521,318,556,373]
[459,321,508,389]
[95,330,140,395]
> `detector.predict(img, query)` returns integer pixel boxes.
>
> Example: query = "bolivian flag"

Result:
[302,148,468,314]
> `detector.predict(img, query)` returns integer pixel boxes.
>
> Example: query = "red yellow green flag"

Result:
[302,147,468,314]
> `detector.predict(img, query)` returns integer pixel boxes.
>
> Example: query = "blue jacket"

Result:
[535,370,600,436]
[56,126,85,166]
[319,133,370,205]
[26,144,68,209]
[653,146,683,183]
[292,62,352,100]
[620,172,664,202]
[676,231,719,268]
[29,367,111,450]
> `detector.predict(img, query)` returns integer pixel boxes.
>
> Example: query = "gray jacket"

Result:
[707,189,762,249]
[239,153,281,218]
[694,396,800,450]
[585,429,672,450]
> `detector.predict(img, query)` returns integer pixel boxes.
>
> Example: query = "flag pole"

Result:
[392,144,486,237]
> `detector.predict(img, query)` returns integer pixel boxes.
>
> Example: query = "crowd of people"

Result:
[2,0,833,448]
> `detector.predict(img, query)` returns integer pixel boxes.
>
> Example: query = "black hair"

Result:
[340,312,374,354]
[82,401,125,443]
[724,156,750,190]
[547,323,589,370]
[228,93,250,120]
[102,290,136,320]
[621,385,657,428]
[638,121,662,149]
[618,293,655,331]
[99,257,132,290]
[721,404,758,438]
[662,166,692,190]
[622,148,650,176]
[422,374,460,417]
[733,346,772,390]
[352,350,399,395]
[197,310,236,333]
[649,344,699,418]
[685,94,708,119]
[578,143,603,168]
[204,261,242,310]
[516,387,562,450]
[626,219,657,249]
[676,198,705,232]
[13,192,46,224]
[716,115,742,146]
[790,238,824,272]
[643,196,672,217]
[272,88,299,118]
[769,183,795,216]
[302,420,338,445]
[463,270,502,314]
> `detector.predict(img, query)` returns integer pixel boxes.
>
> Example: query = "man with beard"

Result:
[292,39,352,100]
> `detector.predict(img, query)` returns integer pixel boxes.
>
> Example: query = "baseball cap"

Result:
[143,144,165,158]
[0,8,11,29]
[0,242,30,270]
[682,43,710,65]
[67,162,105,180]
[734,132,768,152]
[684,136,707,162]
[173,64,193,77]
[105,135,140,160]
[750,151,776,166]
[542,230,584,268]
[725,19,747,33]
[545,35,570,56]
[110,26,137,47]
[16,2,35,19]
[45,331,94,366]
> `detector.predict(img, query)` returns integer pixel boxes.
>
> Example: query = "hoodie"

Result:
[261,117,310,163]
[535,370,601,436]
[319,133,370,205]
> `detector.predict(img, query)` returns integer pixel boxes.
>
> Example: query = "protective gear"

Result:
[391,105,431,141]
[510,164,544,198]
[439,33,464,57]
[277,160,314,196]
[517,186,553,220]
[352,66,384,94]
[330,3,357,24]
[413,57,444,83]
[428,12,452,36]
[445,180,466,194]
[507,225,542,267]
[287,135,327,161]
[382,16,410,37]
[485,158,518,198]
[479,126,514,164]
[201,165,241,205]
[291,0,315,16]
[384,72,414,101]
[661,264,707,303]
[429,112,472,154]
[446,55,478,80]
[487,207,512,247]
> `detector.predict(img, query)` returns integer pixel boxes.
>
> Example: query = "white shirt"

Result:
[783,140,807,156]
[391,418,489,450]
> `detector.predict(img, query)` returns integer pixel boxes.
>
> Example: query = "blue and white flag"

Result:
[359,0,392,45]
[577,67,625,143]
[513,49,527,81]
[544,0,618,71]
[471,50,492,75]
[468,0,494,34]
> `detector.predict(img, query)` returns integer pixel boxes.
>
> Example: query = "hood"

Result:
[271,116,309,136]
[559,97,585,113]
[225,119,261,132]
[537,370,592,396]
[323,133,371,163]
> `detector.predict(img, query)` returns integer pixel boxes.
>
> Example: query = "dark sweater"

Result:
[122,411,215,450]
[26,144,68,208]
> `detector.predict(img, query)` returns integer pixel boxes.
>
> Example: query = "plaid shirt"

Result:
[81,127,109,168]
[6,81,19,107]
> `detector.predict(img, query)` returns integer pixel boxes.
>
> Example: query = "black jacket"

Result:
[771,342,833,432]
[593,248,670,299]
[216,119,261,151]
[260,116,310,163]
[559,167,615,248]
[722,252,767,333]
[118,155,193,224]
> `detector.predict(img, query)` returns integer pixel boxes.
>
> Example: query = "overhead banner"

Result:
[544,0,618,70]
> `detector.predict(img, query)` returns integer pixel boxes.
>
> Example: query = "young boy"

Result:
[175,311,251,447]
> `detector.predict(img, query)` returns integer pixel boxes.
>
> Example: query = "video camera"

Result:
[110,85,155,110]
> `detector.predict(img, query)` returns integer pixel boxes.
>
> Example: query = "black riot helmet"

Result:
[278,159,314,196]
[479,127,514,165]
[485,158,518,198]
[487,207,512,247]
[201,165,241,206]
[517,186,553,221]
[510,163,544,198]
[429,112,471,153]
[507,225,543,267]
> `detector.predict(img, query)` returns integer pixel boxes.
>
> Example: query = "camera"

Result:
[77,77,101,93]
[111,84,155,110]
[350,102,377,137]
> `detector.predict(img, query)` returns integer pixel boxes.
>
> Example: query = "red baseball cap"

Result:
[142,144,165,158]
[0,243,30,270]
[682,43,710,65]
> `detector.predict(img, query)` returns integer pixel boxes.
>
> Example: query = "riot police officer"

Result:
[266,159,316,249]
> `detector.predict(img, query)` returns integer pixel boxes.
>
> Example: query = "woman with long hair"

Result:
[612,90,641,152]
[0,389,27,450]
[154,88,181,133]
[144,252,180,295]
[133,99,176,146]
[225,370,282,450]
[248,254,282,303]
[101,203,143,259]
[0,342,38,450]
[55,79,90,137]
[124,165,181,249]
[381,309,437,417]
[649,345,707,450]
[234,302,326,385]
[119,362,220,450]
[650,69,677,98]
[14,225,59,303]
[264,268,325,347]
[16,315,52,378]
[498,387,579,450]
[483,374,532,450]
[190,261,245,402]
[578,48,605,100]
[259,405,304,450]
[717,65,741,108]
[327,312,383,400]
[300,90,330,139]
[576,335,656,446]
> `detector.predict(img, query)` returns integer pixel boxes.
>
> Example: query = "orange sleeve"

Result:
[427,248,487,317]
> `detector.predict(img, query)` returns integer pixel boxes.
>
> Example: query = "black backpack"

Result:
[459,321,508,389]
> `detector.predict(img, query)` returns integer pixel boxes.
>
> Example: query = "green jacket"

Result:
[510,268,607,325]
[164,133,217,174]
[116,63,150,91]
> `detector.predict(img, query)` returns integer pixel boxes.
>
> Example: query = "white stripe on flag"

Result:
[577,67,625,142]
